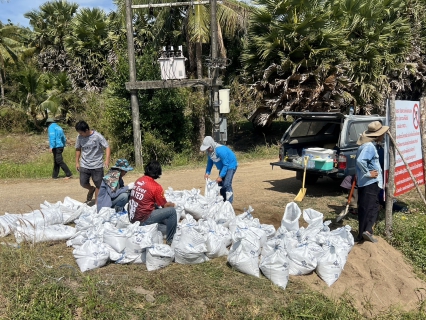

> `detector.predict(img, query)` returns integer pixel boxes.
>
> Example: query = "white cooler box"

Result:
[305,148,336,160]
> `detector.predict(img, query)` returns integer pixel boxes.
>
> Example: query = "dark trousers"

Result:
[357,182,380,240]
[52,147,72,178]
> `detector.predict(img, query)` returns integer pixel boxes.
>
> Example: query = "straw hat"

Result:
[364,121,389,137]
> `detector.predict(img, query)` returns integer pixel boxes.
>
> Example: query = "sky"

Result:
[0,0,117,28]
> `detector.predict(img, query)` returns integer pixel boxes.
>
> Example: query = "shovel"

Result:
[336,176,357,222]
[294,156,309,202]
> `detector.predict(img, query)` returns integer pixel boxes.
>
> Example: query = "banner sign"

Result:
[393,100,424,196]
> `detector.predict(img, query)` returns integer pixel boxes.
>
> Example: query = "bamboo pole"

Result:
[387,132,426,206]
[385,95,395,239]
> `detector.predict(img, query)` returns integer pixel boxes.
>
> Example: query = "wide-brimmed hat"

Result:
[363,121,389,137]
[112,159,133,171]
[46,118,56,123]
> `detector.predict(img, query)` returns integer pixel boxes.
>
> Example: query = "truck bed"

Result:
[270,160,339,175]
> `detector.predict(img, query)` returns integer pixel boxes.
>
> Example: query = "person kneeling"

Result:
[128,160,177,245]
[97,159,134,213]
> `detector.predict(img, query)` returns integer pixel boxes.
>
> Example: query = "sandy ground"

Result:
[1,158,425,317]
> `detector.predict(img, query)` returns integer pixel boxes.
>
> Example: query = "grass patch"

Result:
[0,243,366,319]
[1,240,426,319]
[0,147,78,179]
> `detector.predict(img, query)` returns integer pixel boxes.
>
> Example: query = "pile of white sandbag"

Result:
[226,202,354,288]
[0,179,353,288]
[0,196,87,243]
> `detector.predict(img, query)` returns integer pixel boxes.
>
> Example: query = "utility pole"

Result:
[125,0,143,167]
[210,0,220,142]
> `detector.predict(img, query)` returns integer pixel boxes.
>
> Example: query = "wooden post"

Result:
[385,94,395,239]
[125,0,143,168]
[210,0,220,141]
[420,96,426,201]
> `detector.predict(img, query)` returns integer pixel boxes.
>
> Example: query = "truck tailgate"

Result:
[270,161,339,174]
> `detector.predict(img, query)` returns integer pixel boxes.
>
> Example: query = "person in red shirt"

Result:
[128,160,177,245]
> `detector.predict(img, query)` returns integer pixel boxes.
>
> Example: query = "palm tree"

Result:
[0,22,29,105]
[242,0,412,127]
[24,0,79,73]
[64,8,111,91]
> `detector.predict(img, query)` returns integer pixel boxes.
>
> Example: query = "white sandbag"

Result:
[328,225,354,251]
[228,206,254,232]
[103,223,128,252]
[125,223,159,254]
[215,201,236,226]
[259,247,290,289]
[0,214,22,237]
[261,238,285,258]
[109,210,131,229]
[114,248,143,264]
[146,244,175,271]
[174,226,209,264]
[201,220,229,258]
[288,244,318,275]
[260,224,276,240]
[62,205,84,224]
[227,238,260,277]
[204,179,221,198]
[62,196,84,208]
[281,202,302,232]
[203,197,225,220]
[302,208,324,228]
[73,240,110,272]
[316,245,344,287]
[14,222,76,244]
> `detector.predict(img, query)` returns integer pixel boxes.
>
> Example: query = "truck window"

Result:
[347,122,373,144]
[290,121,331,137]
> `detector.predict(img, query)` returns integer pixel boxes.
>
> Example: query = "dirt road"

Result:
[0,158,345,226]
[1,159,424,317]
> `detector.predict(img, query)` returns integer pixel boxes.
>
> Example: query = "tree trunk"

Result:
[385,94,395,239]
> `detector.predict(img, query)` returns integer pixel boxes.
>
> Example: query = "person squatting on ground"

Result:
[46,118,73,180]
[97,159,134,213]
[355,121,389,243]
[200,136,238,203]
[75,120,111,204]
[128,160,177,245]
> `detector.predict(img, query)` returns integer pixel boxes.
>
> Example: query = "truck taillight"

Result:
[279,154,282,161]
[338,154,347,169]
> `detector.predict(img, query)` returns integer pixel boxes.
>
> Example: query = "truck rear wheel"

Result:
[296,172,319,185]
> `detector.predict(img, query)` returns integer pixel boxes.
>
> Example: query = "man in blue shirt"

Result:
[200,136,238,203]
[46,118,72,179]
[355,121,389,243]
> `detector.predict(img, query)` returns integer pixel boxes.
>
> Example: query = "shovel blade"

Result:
[335,205,349,223]
[294,188,307,202]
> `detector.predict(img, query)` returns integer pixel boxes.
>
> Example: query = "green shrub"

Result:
[0,107,31,133]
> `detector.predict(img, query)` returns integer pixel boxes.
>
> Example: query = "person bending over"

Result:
[200,136,238,203]
[97,159,134,213]
[128,160,177,245]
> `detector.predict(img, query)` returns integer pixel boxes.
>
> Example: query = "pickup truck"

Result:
[270,112,386,184]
